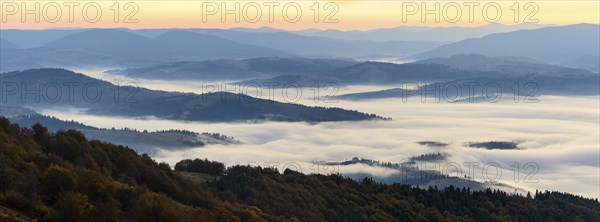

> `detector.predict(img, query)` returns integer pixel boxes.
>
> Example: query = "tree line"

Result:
[0,117,598,221]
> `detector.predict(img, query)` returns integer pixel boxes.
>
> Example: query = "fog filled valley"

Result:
[34,79,600,199]
[1,22,600,221]
[4,65,599,198]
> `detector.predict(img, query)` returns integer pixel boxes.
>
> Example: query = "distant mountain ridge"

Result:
[415,24,600,71]
[0,29,290,71]
[0,38,18,48]
[3,24,595,72]
[187,29,442,57]
[1,29,86,48]
[116,55,599,87]
[293,23,550,42]
[113,59,490,86]
[1,28,439,71]
[109,57,358,80]
[333,74,600,101]
[416,54,594,76]
[44,29,289,60]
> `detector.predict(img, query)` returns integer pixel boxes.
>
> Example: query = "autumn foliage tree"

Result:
[1,117,599,222]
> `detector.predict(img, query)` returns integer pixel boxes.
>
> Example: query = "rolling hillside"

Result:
[1,68,383,122]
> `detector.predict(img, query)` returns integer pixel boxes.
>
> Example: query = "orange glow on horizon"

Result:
[0,1,597,30]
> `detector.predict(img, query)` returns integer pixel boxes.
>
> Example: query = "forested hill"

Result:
[1,68,382,122]
[1,118,599,221]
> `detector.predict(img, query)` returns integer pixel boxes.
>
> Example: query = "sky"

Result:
[0,1,598,30]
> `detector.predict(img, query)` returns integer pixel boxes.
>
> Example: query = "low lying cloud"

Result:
[40,73,600,198]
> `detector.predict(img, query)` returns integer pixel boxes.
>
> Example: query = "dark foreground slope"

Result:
[1,118,599,222]
[0,117,273,222]
[208,167,600,222]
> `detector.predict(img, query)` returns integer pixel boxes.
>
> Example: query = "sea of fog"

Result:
[47,69,599,199]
